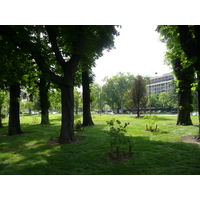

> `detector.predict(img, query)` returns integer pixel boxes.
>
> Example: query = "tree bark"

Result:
[8,83,23,135]
[173,59,193,125]
[38,77,50,125]
[195,73,200,140]
[136,104,140,117]
[58,84,77,144]
[82,71,94,126]
[176,90,193,125]
[0,106,3,128]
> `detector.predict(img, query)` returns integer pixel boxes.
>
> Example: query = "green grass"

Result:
[0,114,200,175]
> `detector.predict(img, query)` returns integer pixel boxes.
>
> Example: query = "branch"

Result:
[45,26,67,69]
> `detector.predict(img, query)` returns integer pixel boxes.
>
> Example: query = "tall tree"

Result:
[102,72,134,113]
[0,30,35,135]
[156,25,194,125]
[129,75,147,117]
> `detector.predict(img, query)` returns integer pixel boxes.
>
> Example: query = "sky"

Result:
[93,25,171,85]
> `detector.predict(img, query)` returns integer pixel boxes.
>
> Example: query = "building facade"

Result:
[147,72,174,95]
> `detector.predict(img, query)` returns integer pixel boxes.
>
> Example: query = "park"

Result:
[0,113,200,175]
[1,25,200,176]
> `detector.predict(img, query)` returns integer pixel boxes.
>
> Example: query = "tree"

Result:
[158,92,170,108]
[156,25,194,125]
[90,83,104,113]
[130,75,147,117]
[102,77,119,112]
[0,25,119,143]
[167,80,178,110]
[102,72,134,113]
[0,29,36,135]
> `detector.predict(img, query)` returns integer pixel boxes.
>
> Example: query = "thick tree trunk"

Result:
[82,71,94,126]
[38,78,50,125]
[173,59,193,125]
[8,83,23,136]
[176,90,193,125]
[58,85,77,144]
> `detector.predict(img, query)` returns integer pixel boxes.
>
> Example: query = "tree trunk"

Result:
[82,71,94,126]
[137,104,140,117]
[58,84,77,144]
[176,85,193,125]
[0,106,3,128]
[195,73,200,140]
[38,77,50,125]
[8,83,23,136]
[176,90,193,125]
[173,59,193,125]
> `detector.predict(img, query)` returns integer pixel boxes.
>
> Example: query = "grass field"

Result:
[0,113,200,175]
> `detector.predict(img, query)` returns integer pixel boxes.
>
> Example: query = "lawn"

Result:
[0,113,200,175]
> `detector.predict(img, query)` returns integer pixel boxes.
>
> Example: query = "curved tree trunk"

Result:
[8,83,23,136]
[82,71,94,126]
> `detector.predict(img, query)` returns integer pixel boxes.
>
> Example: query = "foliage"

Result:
[158,92,170,107]
[74,120,84,130]
[105,118,131,153]
[156,25,195,125]
[90,83,104,112]
[143,115,158,131]
[102,72,134,113]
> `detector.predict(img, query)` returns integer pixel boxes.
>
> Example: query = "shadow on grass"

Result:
[1,121,200,175]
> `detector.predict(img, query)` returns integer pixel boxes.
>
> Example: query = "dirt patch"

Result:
[105,151,133,161]
[0,134,7,137]
[181,136,200,145]
[48,136,87,146]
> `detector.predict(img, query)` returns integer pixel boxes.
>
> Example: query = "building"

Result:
[147,72,174,95]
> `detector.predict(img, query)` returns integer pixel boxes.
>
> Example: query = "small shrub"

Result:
[143,115,158,132]
[74,120,84,131]
[105,119,132,159]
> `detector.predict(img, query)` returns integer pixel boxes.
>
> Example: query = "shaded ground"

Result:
[48,136,87,146]
[181,136,200,145]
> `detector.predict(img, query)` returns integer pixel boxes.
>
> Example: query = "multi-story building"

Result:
[147,72,174,95]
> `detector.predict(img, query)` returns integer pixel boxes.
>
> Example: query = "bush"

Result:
[105,119,132,155]
[74,120,84,131]
[143,115,158,132]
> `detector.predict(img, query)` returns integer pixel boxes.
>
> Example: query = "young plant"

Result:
[105,119,132,158]
[74,120,84,131]
[143,115,158,132]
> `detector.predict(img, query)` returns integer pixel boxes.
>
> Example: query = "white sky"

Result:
[93,25,171,85]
